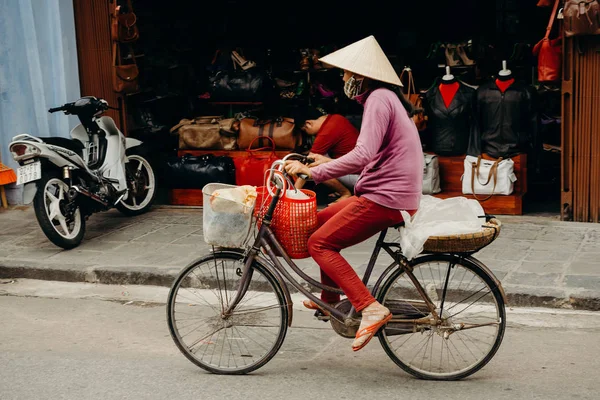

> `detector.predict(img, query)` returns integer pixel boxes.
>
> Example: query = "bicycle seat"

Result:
[391,221,405,229]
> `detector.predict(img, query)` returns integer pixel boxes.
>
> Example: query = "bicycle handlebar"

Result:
[267,153,313,194]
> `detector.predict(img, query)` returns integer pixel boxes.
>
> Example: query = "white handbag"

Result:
[422,153,441,194]
[462,155,516,200]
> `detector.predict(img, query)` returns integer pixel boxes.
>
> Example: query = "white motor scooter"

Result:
[8,96,156,249]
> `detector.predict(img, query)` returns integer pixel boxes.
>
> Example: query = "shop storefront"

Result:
[37,1,600,221]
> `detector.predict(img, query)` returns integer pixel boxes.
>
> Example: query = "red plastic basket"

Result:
[255,186,318,259]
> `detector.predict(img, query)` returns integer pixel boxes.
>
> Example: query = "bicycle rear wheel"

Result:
[377,254,505,380]
[167,251,288,374]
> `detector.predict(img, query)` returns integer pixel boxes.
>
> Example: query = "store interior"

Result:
[119,0,562,214]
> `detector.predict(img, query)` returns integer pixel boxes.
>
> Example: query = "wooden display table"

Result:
[169,149,292,206]
[169,150,528,214]
[432,153,527,215]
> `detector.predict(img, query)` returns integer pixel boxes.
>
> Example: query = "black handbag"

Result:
[208,69,266,101]
[165,154,235,189]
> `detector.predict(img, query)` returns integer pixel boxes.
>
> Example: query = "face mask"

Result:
[343,75,364,99]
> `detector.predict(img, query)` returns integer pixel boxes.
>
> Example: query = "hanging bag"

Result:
[462,155,516,200]
[422,153,441,194]
[111,0,140,43]
[564,0,600,37]
[233,136,280,187]
[400,67,427,131]
[532,0,563,82]
[112,42,139,94]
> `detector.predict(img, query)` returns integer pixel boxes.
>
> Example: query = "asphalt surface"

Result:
[1,279,599,400]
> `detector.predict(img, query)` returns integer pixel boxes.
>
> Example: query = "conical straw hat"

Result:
[319,35,402,87]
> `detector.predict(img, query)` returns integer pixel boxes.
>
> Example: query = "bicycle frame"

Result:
[224,184,441,326]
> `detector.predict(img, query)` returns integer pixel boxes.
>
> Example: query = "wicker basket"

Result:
[422,218,502,254]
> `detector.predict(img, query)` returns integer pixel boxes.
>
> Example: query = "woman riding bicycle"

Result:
[285,35,424,351]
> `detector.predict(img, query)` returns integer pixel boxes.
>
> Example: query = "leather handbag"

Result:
[422,153,441,194]
[219,118,240,150]
[165,154,235,189]
[564,0,600,37]
[171,116,223,150]
[400,67,427,131]
[234,137,280,187]
[111,0,139,43]
[112,42,139,94]
[537,0,553,6]
[532,0,562,82]
[237,117,298,150]
[209,69,266,101]
[462,156,517,201]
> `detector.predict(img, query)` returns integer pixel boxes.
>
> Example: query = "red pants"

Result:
[307,196,409,311]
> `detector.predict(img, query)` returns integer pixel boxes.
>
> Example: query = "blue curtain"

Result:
[0,0,81,204]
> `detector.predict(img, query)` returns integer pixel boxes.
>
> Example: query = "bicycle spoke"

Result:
[189,327,224,352]
[448,289,493,319]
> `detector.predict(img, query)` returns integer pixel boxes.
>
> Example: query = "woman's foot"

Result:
[352,301,392,351]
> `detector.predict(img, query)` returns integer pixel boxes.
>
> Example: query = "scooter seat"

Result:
[38,137,84,158]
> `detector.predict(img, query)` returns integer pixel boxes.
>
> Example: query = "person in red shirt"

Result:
[294,107,359,202]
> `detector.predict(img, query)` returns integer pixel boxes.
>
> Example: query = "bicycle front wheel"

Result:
[377,254,506,380]
[167,251,289,374]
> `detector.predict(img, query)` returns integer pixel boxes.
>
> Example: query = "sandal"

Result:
[352,304,392,352]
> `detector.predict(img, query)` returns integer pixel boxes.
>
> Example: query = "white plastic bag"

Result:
[284,189,310,200]
[209,185,257,214]
[397,195,485,260]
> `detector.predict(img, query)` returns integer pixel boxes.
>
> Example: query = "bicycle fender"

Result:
[464,255,508,306]
[213,248,294,328]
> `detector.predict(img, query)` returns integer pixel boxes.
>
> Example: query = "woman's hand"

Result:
[307,152,331,167]
[285,160,311,179]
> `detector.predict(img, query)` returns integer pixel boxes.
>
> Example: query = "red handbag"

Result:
[532,0,562,82]
[537,0,553,7]
[234,137,280,187]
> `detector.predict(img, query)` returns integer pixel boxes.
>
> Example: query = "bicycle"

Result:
[166,153,507,380]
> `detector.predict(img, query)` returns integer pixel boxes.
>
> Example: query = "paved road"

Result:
[1,280,599,400]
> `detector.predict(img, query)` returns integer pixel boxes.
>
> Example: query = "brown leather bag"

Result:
[400,68,427,131]
[564,0,600,37]
[218,118,240,150]
[111,0,139,43]
[171,116,224,150]
[532,0,562,82]
[112,42,139,94]
[237,117,298,150]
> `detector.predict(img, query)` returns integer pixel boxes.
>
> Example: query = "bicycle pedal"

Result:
[314,310,330,322]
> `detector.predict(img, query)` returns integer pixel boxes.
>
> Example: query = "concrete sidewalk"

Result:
[1,205,599,310]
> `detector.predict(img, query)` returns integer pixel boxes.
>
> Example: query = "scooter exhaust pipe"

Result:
[70,185,108,207]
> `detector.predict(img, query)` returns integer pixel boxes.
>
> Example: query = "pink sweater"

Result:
[311,88,423,210]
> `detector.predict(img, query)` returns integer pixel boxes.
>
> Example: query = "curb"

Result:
[1,262,599,312]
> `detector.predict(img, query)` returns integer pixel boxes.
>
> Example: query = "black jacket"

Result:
[469,80,540,160]
[423,80,477,156]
